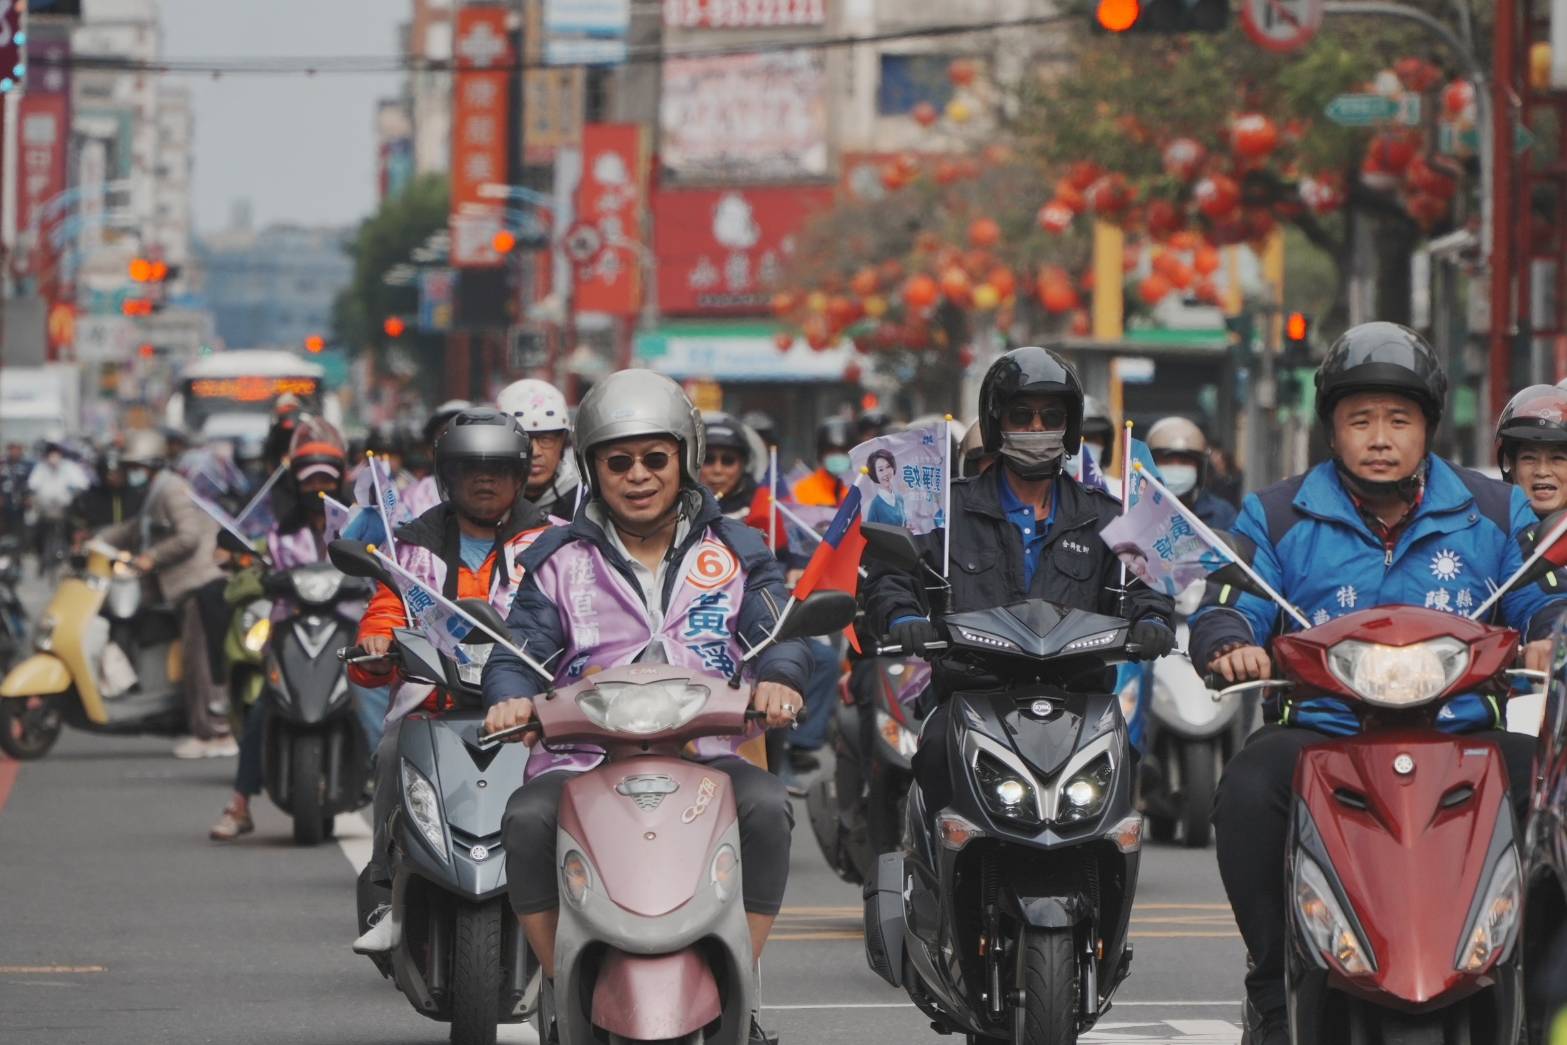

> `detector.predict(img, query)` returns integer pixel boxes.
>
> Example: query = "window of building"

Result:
[876,53,960,116]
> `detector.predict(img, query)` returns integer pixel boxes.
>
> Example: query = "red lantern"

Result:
[988,266,1017,299]
[934,160,963,186]
[880,164,908,192]
[962,249,994,278]
[1442,79,1476,118]
[1360,151,1400,192]
[1194,174,1240,219]
[903,274,939,310]
[827,296,861,327]
[878,258,905,285]
[804,318,832,351]
[1152,250,1182,278]
[939,266,973,305]
[1138,273,1173,306]
[850,267,879,297]
[1395,57,1442,93]
[1370,130,1419,174]
[1037,201,1074,234]
[1243,209,1277,242]
[912,102,939,127]
[1065,161,1102,192]
[1166,260,1194,290]
[1162,138,1207,181]
[1070,310,1092,336]
[771,292,797,318]
[895,153,920,178]
[1145,198,1184,240]
[1085,173,1132,215]
[1230,113,1280,161]
[948,59,977,86]
[968,217,1002,249]
[1054,180,1086,214]
[1194,279,1222,305]
[1194,244,1221,276]
[844,362,864,385]
[773,331,795,352]
[1039,279,1079,314]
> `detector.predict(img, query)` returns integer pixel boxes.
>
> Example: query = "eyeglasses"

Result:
[602,450,674,475]
[704,451,742,467]
[1004,405,1069,430]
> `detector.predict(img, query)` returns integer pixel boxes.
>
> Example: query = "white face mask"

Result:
[1162,463,1199,497]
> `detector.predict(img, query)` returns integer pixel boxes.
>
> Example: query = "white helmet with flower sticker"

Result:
[497,379,571,437]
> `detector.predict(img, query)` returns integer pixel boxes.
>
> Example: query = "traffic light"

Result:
[129,258,178,283]
[1094,0,1228,34]
[1283,311,1312,365]
[122,297,158,317]
[491,229,517,254]
[304,334,326,354]
[383,316,406,339]
[137,343,155,359]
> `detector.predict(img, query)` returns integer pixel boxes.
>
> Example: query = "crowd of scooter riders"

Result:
[3,321,1567,1045]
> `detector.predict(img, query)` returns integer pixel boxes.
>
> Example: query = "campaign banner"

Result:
[659,51,828,182]
[849,422,948,534]
[1100,466,1229,597]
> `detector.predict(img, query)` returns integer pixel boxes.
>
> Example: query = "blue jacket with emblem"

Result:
[1189,455,1567,734]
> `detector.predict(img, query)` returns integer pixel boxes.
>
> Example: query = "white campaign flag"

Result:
[1099,465,1233,597]
[849,420,950,535]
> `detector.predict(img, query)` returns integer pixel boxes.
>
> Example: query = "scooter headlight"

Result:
[400,760,449,862]
[562,850,593,907]
[709,843,739,904]
[874,709,918,759]
[576,680,710,736]
[242,618,272,655]
[973,751,1041,825]
[1056,755,1112,826]
[1456,850,1521,973]
[1294,855,1375,975]
[290,566,345,606]
[1325,637,1469,708]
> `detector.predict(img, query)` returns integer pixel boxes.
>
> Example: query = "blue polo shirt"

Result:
[1000,472,1056,588]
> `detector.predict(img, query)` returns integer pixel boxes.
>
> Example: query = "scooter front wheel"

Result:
[450,898,503,1045]
[0,696,63,760]
[1016,928,1077,1044]
[289,734,327,846]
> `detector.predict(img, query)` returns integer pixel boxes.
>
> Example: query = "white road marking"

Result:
[335,810,371,873]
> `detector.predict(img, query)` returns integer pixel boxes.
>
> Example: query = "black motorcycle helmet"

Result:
[1314,322,1447,430]
[1495,384,1567,479]
[433,409,533,502]
[977,346,1085,454]
[817,417,853,459]
[702,412,751,461]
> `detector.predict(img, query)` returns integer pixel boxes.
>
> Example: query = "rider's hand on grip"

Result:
[1207,644,1272,684]
[1128,619,1176,661]
[752,682,805,730]
[356,634,394,673]
[889,617,942,656]
[482,697,539,746]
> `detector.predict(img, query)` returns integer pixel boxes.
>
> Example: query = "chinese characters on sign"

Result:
[450,6,512,268]
[659,52,829,182]
[662,0,825,28]
[574,123,647,315]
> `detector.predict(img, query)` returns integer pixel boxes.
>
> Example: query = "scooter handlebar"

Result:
[876,640,950,657]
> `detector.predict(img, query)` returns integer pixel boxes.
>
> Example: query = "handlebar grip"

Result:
[478,720,542,746]
[876,640,950,656]
[337,644,367,663]
[1202,672,1227,690]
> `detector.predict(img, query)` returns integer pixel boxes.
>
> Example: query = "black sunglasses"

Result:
[603,451,674,475]
[453,459,523,480]
[1004,405,1069,430]
[704,451,742,467]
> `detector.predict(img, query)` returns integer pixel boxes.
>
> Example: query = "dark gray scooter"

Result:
[331,541,534,1045]
[859,525,1149,1044]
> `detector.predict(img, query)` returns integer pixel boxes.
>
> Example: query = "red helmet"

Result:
[1495,384,1567,479]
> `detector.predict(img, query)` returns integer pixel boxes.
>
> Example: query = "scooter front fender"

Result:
[1002,891,1091,930]
[1,654,72,698]
[590,948,720,1041]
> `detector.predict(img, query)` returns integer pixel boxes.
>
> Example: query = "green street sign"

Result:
[1441,124,1535,156]
[1324,93,1420,126]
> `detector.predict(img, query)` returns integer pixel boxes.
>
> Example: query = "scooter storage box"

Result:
[864,852,906,987]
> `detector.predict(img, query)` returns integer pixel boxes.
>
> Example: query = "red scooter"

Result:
[1219,605,1528,1044]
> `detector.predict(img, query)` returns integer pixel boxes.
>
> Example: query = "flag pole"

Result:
[190,491,267,560]
[235,463,285,529]
[366,451,399,560]
[942,414,954,580]
[1134,462,1312,630]
[768,445,779,553]
[1470,508,1567,620]
[1117,420,1134,595]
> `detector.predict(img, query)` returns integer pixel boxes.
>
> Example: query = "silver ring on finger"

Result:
[781,703,795,714]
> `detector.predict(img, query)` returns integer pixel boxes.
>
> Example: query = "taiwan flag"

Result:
[792,484,867,602]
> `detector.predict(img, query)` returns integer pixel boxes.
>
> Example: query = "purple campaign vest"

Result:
[264,526,368,622]
[522,530,757,780]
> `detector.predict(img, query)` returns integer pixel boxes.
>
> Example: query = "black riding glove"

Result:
[1128,619,1176,661]
[888,617,942,655]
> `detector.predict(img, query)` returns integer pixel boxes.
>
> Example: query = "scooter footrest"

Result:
[863,852,906,987]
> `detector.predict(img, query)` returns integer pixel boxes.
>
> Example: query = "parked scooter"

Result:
[0,540,185,760]
[331,541,535,1045]
[859,525,1146,1043]
[1136,584,1254,847]
[257,560,372,845]
[479,590,858,1045]
[807,655,929,884]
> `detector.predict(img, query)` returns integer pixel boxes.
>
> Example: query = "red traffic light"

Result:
[122,297,155,316]
[1096,0,1141,31]
[137,343,155,358]
[492,229,517,254]
[129,258,153,282]
[1286,311,1310,342]
[383,316,406,339]
[304,334,326,354]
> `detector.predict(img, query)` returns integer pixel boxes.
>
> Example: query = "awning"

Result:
[634,321,855,382]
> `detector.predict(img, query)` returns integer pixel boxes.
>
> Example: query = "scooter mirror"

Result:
[860,523,923,573]
[456,598,508,644]
[328,539,396,590]
[1206,531,1270,600]
[775,591,858,642]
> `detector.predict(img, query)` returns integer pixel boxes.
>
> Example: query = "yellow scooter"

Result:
[0,540,187,760]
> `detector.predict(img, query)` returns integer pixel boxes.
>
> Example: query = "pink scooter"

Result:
[481,591,856,1045]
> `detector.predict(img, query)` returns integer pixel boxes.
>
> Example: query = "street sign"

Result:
[1441,123,1535,156]
[1324,93,1420,126]
[1240,0,1323,53]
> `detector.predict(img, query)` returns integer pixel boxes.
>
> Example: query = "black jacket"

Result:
[861,466,1174,636]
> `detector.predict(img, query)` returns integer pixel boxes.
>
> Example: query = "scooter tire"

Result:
[1179,739,1217,849]
[450,898,503,1045]
[1018,927,1077,1044]
[0,697,63,760]
[290,734,327,847]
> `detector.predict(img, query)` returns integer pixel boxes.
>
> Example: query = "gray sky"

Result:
[158,0,403,235]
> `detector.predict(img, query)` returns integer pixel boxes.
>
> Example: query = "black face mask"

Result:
[1334,456,1427,504]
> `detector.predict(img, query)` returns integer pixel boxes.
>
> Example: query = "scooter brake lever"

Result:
[477,721,543,746]
[1211,678,1293,702]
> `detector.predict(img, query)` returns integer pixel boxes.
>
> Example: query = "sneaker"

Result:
[1241,998,1289,1045]
[172,736,208,759]
[208,804,254,841]
[748,1013,779,1045]
[204,736,239,758]
[353,903,399,955]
